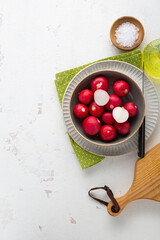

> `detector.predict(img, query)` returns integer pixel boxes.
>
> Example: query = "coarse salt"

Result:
[115,22,139,47]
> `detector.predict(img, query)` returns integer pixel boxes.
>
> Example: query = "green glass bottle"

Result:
[143,39,160,79]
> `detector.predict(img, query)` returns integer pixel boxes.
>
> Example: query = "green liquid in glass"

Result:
[143,39,160,78]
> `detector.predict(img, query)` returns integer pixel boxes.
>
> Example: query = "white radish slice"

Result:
[94,89,110,106]
[112,107,129,123]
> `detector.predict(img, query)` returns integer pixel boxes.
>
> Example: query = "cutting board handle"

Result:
[107,143,160,216]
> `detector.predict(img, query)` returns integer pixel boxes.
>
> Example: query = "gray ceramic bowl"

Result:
[70,70,145,145]
[62,61,158,156]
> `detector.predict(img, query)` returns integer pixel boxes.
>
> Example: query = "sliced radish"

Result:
[94,89,110,106]
[112,107,129,123]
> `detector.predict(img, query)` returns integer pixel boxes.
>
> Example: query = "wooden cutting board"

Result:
[107,142,160,216]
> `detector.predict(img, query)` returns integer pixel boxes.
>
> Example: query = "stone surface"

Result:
[0,0,160,239]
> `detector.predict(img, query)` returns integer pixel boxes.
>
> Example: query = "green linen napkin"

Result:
[55,49,142,169]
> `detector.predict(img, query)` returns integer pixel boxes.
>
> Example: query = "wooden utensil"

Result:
[107,143,160,216]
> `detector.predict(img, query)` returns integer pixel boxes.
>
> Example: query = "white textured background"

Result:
[0,0,160,239]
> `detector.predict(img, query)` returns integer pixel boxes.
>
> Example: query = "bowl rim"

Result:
[69,70,145,146]
[110,16,144,51]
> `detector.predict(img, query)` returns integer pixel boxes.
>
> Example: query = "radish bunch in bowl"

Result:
[73,76,138,142]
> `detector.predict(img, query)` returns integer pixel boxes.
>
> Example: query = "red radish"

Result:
[82,116,101,136]
[102,112,115,125]
[89,101,104,117]
[100,125,116,141]
[112,107,129,123]
[78,89,93,104]
[124,102,138,117]
[113,80,130,96]
[94,89,110,106]
[115,121,131,135]
[90,76,108,92]
[106,94,122,111]
[73,104,88,119]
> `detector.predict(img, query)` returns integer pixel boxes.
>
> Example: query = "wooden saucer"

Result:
[110,16,144,51]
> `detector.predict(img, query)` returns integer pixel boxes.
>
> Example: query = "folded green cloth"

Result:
[55,49,142,169]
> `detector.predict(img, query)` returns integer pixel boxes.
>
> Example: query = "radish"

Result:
[115,121,131,135]
[113,80,130,96]
[124,102,138,117]
[73,104,88,119]
[102,112,115,125]
[100,125,116,141]
[82,116,101,136]
[106,94,121,111]
[78,89,94,104]
[90,76,108,92]
[89,101,104,117]
[94,89,110,106]
[112,107,129,123]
